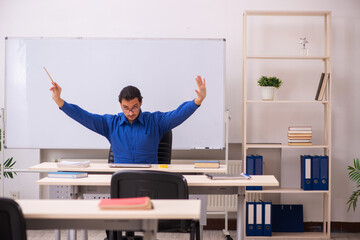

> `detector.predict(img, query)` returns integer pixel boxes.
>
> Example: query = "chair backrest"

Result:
[0,197,27,240]
[108,130,172,164]
[111,170,190,232]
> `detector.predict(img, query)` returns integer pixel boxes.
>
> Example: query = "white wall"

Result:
[0,0,359,222]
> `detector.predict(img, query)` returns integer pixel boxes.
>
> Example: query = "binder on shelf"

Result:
[246,202,255,236]
[255,202,263,236]
[246,155,255,190]
[272,204,304,232]
[320,155,329,190]
[254,155,263,190]
[300,155,312,190]
[263,202,272,236]
[312,155,321,190]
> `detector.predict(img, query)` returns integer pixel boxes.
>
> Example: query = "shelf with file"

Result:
[245,187,329,194]
[247,232,329,239]
[242,10,332,239]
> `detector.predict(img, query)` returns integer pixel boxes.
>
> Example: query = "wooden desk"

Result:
[29,162,227,173]
[37,174,279,240]
[17,199,201,240]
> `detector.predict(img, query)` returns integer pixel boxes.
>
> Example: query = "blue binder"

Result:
[254,155,263,190]
[246,155,255,190]
[300,155,312,190]
[312,155,321,190]
[320,155,329,190]
[272,204,304,232]
[263,202,272,236]
[255,202,263,236]
[246,202,255,236]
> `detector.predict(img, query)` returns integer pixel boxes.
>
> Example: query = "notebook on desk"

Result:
[205,173,252,180]
[108,163,152,168]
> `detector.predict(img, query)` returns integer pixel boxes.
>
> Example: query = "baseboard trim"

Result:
[204,219,360,233]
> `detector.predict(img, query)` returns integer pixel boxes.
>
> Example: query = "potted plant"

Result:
[347,158,360,211]
[257,75,283,100]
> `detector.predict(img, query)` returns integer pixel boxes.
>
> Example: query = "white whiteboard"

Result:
[5,38,225,149]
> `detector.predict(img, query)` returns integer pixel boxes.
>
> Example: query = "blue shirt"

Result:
[61,100,199,163]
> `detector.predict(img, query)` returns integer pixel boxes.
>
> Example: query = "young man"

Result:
[50,76,206,163]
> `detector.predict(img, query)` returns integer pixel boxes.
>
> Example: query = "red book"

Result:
[98,197,152,210]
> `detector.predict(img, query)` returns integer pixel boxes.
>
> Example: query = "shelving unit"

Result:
[242,11,331,239]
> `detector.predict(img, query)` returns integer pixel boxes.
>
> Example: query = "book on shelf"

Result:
[315,73,325,100]
[288,139,311,143]
[315,73,330,101]
[288,126,312,131]
[194,160,220,168]
[48,171,88,178]
[288,133,312,137]
[98,197,152,210]
[57,160,90,168]
[318,73,330,101]
[288,135,312,140]
[288,142,312,146]
[288,130,312,134]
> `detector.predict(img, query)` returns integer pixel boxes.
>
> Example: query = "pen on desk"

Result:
[43,66,55,85]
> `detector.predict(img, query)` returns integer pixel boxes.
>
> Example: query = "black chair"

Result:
[109,170,200,240]
[0,197,27,240]
[108,130,172,165]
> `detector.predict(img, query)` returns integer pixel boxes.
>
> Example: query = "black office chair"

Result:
[109,170,200,240]
[0,197,27,240]
[108,130,172,165]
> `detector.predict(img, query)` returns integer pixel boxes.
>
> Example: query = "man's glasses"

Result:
[122,105,140,113]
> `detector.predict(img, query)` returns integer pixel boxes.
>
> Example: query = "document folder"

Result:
[246,202,255,236]
[311,155,321,190]
[254,155,263,190]
[272,204,304,232]
[263,202,272,236]
[320,155,329,190]
[246,155,255,190]
[301,155,312,190]
[255,202,263,236]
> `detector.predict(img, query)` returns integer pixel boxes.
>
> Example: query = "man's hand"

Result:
[50,82,65,108]
[194,75,206,106]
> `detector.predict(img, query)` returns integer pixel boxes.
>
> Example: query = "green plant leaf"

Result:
[0,157,17,179]
[347,187,360,212]
[348,158,360,185]
[257,75,283,89]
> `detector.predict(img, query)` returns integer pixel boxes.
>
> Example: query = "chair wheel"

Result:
[225,236,233,240]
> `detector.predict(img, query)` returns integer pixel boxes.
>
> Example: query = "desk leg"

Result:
[237,186,245,240]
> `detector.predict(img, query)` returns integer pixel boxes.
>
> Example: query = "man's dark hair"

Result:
[118,85,143,103]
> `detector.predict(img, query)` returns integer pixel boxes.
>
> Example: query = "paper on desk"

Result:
[57,160,90,168]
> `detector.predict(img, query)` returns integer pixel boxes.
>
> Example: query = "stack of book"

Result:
[288,126,312,146]
[98,197,152,210]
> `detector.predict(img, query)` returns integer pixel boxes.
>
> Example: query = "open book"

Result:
[98,197,152,210]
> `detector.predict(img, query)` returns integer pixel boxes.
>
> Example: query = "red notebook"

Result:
[98,197,152,210]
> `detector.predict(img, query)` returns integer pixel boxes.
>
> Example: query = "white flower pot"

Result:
[261,86,275,101]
